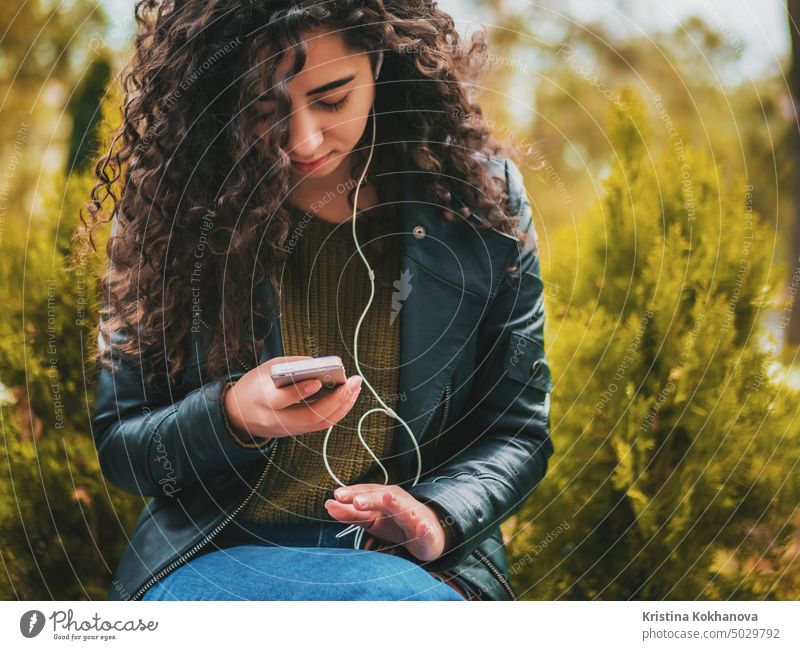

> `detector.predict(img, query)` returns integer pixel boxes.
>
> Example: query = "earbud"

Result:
[374,50,384,81]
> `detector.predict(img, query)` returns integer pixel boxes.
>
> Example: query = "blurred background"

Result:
[1,0,799,599]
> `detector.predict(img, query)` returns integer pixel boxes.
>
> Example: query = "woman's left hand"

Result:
[324,484,450,562]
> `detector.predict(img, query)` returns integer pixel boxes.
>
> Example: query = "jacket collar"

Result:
[258,163,520,480]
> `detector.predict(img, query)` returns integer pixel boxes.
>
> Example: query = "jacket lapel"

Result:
[389,170,518,482]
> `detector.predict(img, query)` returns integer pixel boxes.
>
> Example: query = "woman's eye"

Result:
[317,95,350,112]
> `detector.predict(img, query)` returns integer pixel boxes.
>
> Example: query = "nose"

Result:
[287,106,324,160]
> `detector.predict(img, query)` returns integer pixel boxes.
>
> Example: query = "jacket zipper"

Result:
[428,382,451,464]
[472,547,517,600]
[438,383,451,437]
[130,439,281,601]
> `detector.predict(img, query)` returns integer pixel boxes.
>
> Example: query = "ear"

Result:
[374,50,384,81]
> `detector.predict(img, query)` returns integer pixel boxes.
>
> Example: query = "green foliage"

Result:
[0,171,98,430]
[67,59,112,173]
[481,9,793,252]
[506,88,800,600]
[0,433,140,600]
[0,88,140,599]
[2,2,798,601]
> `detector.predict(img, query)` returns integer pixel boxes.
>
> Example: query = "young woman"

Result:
[85,0,554,601]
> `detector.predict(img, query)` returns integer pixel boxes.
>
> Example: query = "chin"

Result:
[291,150,348,178]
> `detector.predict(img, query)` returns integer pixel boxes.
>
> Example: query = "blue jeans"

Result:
[142,519,464,601]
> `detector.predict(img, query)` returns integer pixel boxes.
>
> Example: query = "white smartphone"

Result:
[270,355,348,404]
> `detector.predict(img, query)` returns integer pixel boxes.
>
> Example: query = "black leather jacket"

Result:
[93,156,554,601]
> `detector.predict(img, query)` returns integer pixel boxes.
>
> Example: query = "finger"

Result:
[306,375,362,412]
[311,378,364,425]
[349,487,406,514]
[332,483,391,504]
[325,500,406,546]
[372,491,426,541]
[269,378,324,410]
[324,499,378,529]
[282,376,362,429]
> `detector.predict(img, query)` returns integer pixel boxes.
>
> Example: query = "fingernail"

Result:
[304,381,320,394]
[355,496,368,508]
[334,488,347,499]
[349,376,363,392]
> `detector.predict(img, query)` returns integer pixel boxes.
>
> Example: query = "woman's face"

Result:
[257,29,376,179]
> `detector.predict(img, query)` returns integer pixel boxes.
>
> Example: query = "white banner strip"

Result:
[1,601,798,649]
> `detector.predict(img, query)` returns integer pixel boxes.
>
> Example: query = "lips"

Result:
[290,152,333,173]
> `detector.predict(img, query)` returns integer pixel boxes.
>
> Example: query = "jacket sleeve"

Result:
[91,329,276,498]
[407,158,554,571]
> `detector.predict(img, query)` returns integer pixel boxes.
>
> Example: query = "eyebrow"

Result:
[306,73,356,96]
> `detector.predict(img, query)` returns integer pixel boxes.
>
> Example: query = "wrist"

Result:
[222,381,246,438]
[427,502,455,552]
[221,380,272,448]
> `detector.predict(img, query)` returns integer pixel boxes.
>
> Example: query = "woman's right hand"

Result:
[223,356,363,442]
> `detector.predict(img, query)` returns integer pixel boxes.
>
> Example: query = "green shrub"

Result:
[0,163,140,600]
[506,88,800,600]
[0,433,139,599]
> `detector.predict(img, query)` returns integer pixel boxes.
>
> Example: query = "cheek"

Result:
[333,97,372,145]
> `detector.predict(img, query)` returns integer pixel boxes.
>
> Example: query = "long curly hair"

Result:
[79,0,523,386]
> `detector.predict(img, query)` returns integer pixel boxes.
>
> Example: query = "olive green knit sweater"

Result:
[240,203,403,524]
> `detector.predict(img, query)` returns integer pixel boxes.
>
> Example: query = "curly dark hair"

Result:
[78,0,524,386]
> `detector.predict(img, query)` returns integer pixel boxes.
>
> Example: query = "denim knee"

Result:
[142,546,464,601]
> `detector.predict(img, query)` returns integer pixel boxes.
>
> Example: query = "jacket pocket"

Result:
[503,330,553,393]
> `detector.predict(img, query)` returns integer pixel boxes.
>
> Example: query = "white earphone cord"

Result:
[322,104,423,550]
